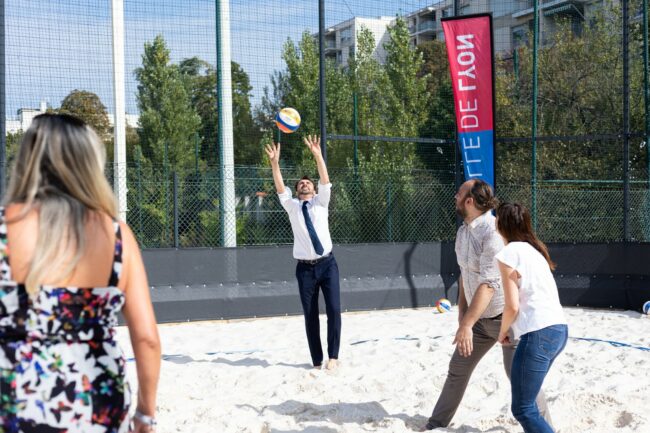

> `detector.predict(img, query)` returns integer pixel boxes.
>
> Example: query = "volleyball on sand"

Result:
[275,107,301,133]
[435,298,452,313]
[643,300,650,315]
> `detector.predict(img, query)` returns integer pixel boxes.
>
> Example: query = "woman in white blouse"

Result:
[495,202,568,433]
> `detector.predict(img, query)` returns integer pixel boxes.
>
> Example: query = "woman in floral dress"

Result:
[0,113,161,432]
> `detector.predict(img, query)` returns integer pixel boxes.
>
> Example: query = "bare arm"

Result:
[459,283,495,328]
[453,283,495,357]
[304,135,329,185]
[264,142,285,194]
[120,223,161,431]
[498,260,520,344]
[457,275,468,324]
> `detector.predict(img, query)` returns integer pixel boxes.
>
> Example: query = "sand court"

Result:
[116,307,650,433]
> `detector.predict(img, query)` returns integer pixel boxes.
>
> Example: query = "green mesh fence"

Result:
[113,163,650,247]
[3,0,650,246]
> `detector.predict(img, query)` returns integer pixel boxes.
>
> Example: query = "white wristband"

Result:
[134,410,157,427]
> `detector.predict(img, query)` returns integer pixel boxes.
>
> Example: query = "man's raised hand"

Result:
[303,135,322,158]
[264,142,281,165]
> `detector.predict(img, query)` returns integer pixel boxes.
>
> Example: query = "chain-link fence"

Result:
[2,0,650,247]
[106,161,649,247]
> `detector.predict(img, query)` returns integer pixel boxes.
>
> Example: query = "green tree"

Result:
[59,90,111,140]
[231,61,262,165]
[348,27,394,138]
[417,40,455,140]
[179,57,261,166]
[135,35,201,172]
[384,18,430,138]
[256,70,290,132]
[416,40,455,177]
[58,90,113,161]
[5,131,24,167]
[280,32,328,166]
[259,32,352,169]
[496,8,629,184]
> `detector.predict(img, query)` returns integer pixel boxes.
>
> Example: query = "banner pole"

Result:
[532,0,539,230]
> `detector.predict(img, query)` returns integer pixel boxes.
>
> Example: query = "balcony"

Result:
[417,20,437,33]
[513,0,584,19]
[325,39,336,49]
[544,3,583,18]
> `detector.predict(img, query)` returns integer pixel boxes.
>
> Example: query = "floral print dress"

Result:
[0,208,130,432]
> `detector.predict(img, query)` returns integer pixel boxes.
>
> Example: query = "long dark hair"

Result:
[496,202,556,271]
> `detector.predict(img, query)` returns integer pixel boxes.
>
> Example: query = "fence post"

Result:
[173,171,179,249]
[531,0,539,231]
[111,0,127,223]
[353,92,358,177]
[194,132,199,176]
[136,149,143,239]
[453,0,463,229]
[643,0,649,241]
[513,48,519,83]
[0,0,5,197]
[387,181,393,242]
[216,0,237,247]
[318,0,327,161]
[641,0,650,242]
[164,141,170,246]
[623,0,630,241]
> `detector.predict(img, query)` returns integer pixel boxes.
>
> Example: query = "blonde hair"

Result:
[4,113,117,296]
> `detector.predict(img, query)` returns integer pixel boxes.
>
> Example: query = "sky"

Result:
[4,0,437,117]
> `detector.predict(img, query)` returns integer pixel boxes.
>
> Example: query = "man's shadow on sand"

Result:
[163,355,310,369]
[240,400,510,432]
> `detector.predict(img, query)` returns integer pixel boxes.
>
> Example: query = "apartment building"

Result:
[6,101,139,135]
[323,0,610,67]
[408,0,609,52]
[321,16,394,66]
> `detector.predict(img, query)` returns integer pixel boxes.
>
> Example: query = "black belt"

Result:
[487,313,503,320]
[297,253,332,265]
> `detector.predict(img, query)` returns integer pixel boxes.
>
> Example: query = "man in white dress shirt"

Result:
[265,135,341,370]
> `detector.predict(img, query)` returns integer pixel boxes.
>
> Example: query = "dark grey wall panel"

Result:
[548,243,650,275]
[140,242,650,323]
[142,242,457,287]
[146,275,456,323]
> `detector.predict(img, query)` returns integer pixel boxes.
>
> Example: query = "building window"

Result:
[340,27,352,44]
[512,24,529,49]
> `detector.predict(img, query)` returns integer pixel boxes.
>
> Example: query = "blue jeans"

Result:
[511,324,568,433]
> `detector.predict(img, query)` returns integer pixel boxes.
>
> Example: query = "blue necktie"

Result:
[302,201,324,255]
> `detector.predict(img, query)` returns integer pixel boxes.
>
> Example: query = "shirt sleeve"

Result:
[479,229,505,290]
[313,182,332,208]
[495,243,521,273]
[277,186,296,212]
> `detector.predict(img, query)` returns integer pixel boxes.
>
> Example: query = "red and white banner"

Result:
[442,14,496,187]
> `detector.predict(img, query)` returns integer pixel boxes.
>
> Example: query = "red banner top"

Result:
[442,15,494,134]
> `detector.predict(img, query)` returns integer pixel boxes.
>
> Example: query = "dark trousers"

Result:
[426,318,552,430]
[295,254,342,366]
